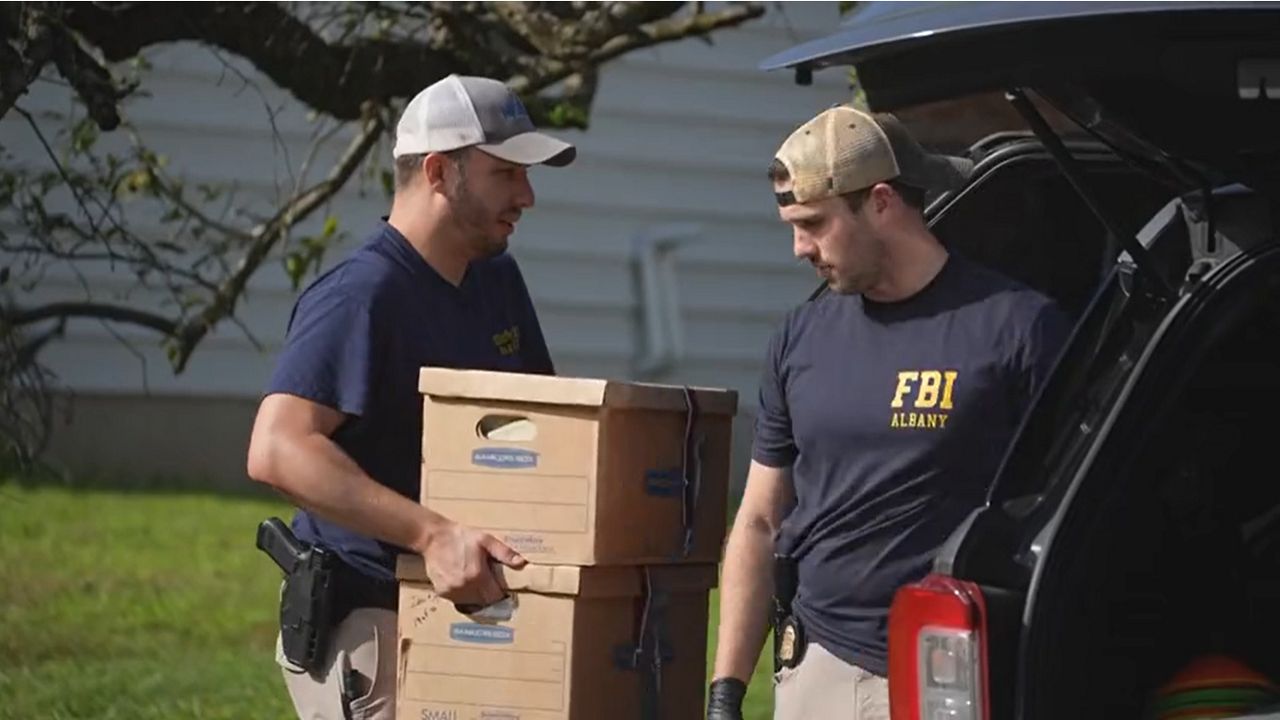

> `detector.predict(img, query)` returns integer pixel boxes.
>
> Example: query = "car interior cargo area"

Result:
[910,129,1173,323]
[1023,290,1280,719]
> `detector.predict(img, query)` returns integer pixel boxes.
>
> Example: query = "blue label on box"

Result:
[471,447,538,469]
[450,623,515,645]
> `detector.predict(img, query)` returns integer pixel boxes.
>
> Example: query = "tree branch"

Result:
[144,166,254,244]
[167,106,388,372]
[66,2,466,121]
[520,68,599,130]
[10,320,65,373]
[509,3,765,94]
[0,319,59,466]
[13,105,202,310]
[0,241,217,289]
[0,4,130,130]
[15,107,120,257]
[48,19,124,130]
[263,108,387,233]
[578,3,686,46]
[491,3,585,58]
[0,5,57,123]
[590,4,765,68]
[3,302,178,335]
[62,2,764,127]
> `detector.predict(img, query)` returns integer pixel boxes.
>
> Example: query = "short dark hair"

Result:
[393,148,470,191]
[843,179,926,214]
[394,153,426,191]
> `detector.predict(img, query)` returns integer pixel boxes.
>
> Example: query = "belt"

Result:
[331,559,398,624]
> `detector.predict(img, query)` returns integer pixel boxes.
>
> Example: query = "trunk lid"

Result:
[761,1,1280,197]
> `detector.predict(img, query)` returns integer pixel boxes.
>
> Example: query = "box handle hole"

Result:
[476,414,538,442]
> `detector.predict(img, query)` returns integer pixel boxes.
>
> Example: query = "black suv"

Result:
[762,3,1280,719]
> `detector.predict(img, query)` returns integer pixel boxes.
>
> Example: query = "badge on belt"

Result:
[777,615,807,669]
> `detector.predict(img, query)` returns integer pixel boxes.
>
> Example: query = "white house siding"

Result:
[1,4,852,490]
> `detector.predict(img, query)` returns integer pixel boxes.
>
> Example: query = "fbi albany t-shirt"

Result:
[753,252,1069,676]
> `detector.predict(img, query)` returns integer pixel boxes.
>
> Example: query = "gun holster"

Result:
[281,550,339,672]
[258,518,397,674]
[772,554,807,672]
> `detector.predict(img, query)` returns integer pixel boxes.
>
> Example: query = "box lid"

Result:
[418,368,738,416]
[396,555,719,598]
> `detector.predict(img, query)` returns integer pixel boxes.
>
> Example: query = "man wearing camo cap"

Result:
[707,104,1069,719]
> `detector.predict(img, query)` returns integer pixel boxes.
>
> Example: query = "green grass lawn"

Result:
[0,479,773,719]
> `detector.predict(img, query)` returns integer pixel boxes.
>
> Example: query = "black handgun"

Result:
[257,516,309,574]
[257,517,337,673]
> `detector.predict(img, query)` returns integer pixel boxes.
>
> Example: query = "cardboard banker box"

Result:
[395,555,718,720]
[418,368,738,566]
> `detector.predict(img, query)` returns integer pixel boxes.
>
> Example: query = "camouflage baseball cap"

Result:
[773,104,972,206]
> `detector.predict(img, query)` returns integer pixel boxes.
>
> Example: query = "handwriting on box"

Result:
[501,533,555,555]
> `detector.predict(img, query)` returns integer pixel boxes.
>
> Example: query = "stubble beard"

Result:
[448,177,508,260]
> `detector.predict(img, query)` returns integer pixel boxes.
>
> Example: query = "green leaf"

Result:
[116,168,153,197]
[284,254,304,290]
[197,183,223,202]
[71,118,99,155]
[848,68,868,109]
[322,215,339,239]
[380,169,394,198]
[546,101,588,129]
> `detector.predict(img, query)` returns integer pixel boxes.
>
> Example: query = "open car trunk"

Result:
[1022,265,1280,719]
[924,135,1171,320]
[769,2,1280,314]
[806,133,1175,321]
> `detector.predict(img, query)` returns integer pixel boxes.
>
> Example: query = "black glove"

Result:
[706,677,747,720]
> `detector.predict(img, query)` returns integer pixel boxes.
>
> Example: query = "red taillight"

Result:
[888,573,991,720]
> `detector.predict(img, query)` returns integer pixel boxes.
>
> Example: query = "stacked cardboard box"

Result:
[397,368,738,720]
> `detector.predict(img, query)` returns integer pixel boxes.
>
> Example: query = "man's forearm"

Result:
[255,431,445,555]
[712,519,776,682]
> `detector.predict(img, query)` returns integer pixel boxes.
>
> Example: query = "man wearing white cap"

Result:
[707,105,1069,719]
[248,74,575,720]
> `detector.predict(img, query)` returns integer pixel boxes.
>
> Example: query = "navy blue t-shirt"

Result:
[264,221,554,581]
[753,253,1069,676]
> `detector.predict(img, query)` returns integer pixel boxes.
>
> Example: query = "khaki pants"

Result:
[276,607,397,720]
[773,642,889,720]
